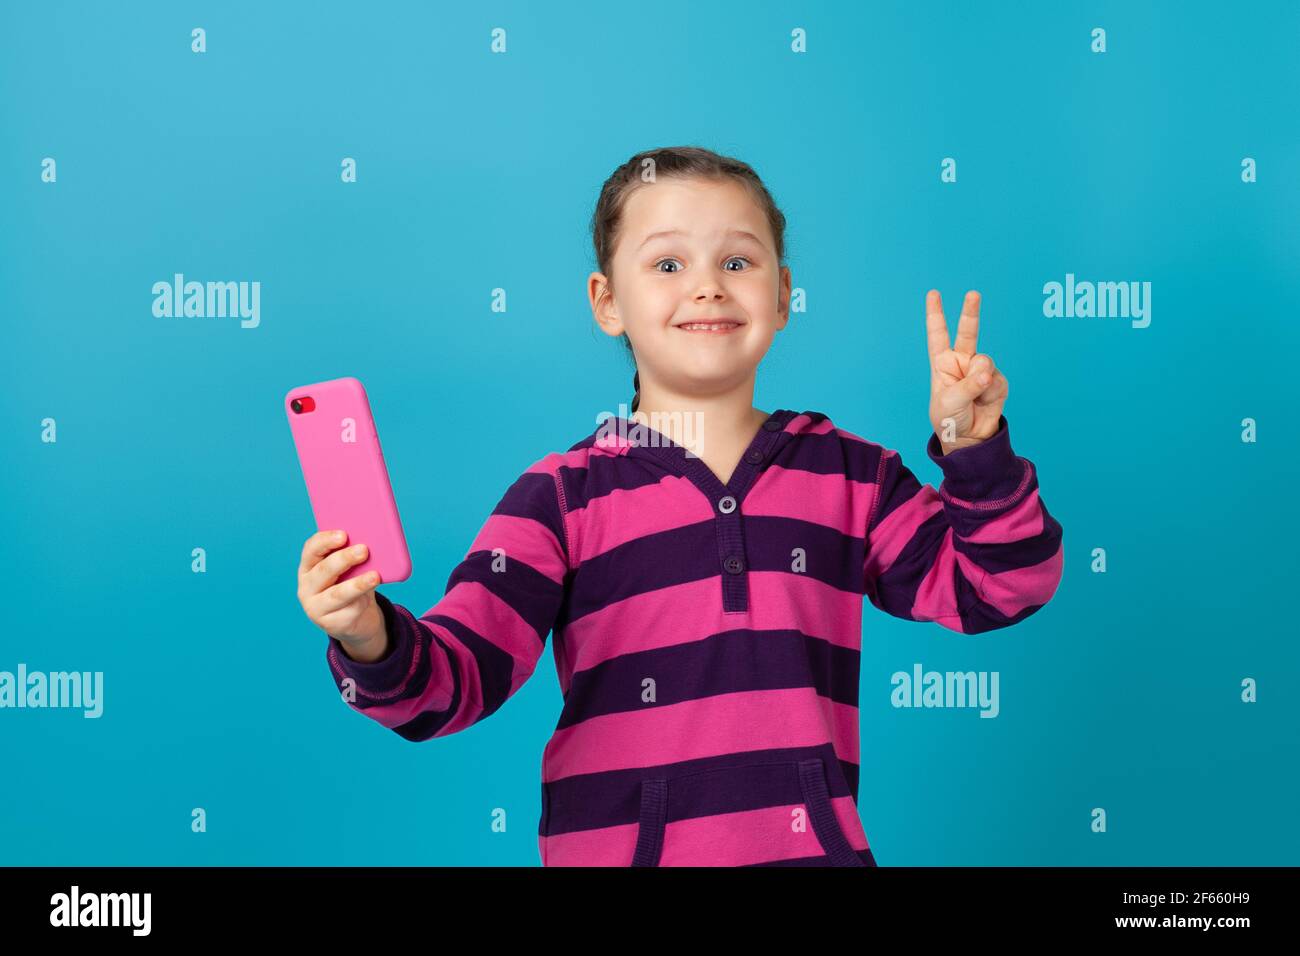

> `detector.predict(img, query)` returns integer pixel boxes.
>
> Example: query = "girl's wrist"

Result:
[334,604,389,662]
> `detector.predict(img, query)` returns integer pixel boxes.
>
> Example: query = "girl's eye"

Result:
[724,256,752,271]
[654,258,683,273]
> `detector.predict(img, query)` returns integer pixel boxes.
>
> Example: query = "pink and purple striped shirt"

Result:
[325,409,1064,866]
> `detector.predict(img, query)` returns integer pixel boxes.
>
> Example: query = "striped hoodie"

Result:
[324,409,1064,866]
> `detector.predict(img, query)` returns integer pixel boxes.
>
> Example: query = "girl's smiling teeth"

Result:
[676,321,742,333]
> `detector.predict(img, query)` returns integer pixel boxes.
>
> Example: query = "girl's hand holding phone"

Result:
[296,529,389,662]
[285,377,411,664]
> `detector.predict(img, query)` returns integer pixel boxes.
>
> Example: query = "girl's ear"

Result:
[588,271,624,337]
[777,265,792,327]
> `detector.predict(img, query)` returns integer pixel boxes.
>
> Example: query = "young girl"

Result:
[296,146,1064,867]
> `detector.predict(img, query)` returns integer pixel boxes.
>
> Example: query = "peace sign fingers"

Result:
[925,289,983,361]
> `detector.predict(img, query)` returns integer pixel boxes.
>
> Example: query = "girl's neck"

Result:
[631,384,770,463]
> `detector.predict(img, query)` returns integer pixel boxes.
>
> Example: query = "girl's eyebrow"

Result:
[638,228,765,250]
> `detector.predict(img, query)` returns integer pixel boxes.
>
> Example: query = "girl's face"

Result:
[590,176,791,406]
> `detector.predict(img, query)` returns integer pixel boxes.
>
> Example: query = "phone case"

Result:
[285,377,412,584]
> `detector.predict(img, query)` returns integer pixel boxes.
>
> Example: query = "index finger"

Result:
[925,289,950,359]
[299,528,347,577]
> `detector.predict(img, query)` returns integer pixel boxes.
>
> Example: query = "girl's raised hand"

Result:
[924,289,1009,453]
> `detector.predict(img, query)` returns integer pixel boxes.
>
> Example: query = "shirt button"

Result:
[723,555,745,574]
[744,449,764,465]
[762,419,783,431]
[718,495,737,514]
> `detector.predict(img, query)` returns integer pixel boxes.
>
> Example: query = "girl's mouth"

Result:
[676,321,742,334]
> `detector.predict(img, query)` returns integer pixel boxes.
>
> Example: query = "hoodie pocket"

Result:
[795,757,868,867]
[630,757,866,867]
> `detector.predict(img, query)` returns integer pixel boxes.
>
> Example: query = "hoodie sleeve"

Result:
[862,415,1063,634]
[324,456,570,740]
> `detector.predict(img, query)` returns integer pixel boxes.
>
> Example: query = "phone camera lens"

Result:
[290,398,303,413]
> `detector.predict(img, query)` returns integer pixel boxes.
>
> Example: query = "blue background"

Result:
[2,0,1296,865]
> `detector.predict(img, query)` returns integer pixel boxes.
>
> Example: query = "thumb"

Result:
[955,365,992,403]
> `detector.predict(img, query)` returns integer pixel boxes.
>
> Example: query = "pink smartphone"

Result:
[285,377,412,584]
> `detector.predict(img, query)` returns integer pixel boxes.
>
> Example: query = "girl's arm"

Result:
[324,457,570,740]
[862,415,1064,633]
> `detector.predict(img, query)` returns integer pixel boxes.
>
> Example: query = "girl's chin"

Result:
[660,367,759,393]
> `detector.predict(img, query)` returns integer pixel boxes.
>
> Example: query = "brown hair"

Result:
[590,146,788,413]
